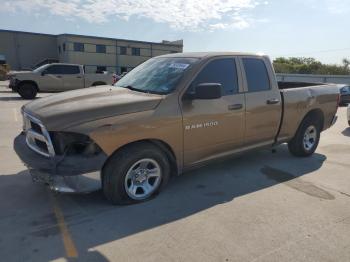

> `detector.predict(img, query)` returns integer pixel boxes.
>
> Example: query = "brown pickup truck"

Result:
[14,52,339,205]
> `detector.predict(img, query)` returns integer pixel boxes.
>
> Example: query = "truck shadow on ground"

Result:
[0,96,26,101]
[3,145,328,262]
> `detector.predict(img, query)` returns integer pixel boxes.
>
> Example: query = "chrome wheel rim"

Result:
[303,125,317,151]
[124,158,162,200]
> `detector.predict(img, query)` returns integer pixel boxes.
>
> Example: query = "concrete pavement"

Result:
[0,83,349,262]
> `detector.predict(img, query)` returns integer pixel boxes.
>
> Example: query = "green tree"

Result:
[273,57,350,75]
[342,58,350,69]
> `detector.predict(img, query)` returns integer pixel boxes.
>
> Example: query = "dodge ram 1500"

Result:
[14,52,339,204]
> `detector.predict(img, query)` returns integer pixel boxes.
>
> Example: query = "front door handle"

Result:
[228,104,243,110]
[266,99,280,105]
[76,76,82,79]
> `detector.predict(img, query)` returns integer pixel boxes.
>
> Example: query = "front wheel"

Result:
[288,117,321,157]
[18,83,37,99]
[102,143,170,205]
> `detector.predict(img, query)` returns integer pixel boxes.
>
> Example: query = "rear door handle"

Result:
[266,99,280,105]
[56,75,62,78]
[228,104,243,110]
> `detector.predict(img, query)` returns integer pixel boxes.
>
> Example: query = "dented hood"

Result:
[23,86,163,130]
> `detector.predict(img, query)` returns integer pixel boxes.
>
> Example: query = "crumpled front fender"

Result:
[13,133,108,193]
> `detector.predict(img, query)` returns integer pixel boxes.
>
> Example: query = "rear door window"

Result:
[45,65,61,74]
[243,58,271,92]
[45,65,80,75]
[60,65,80,75]
[191,58,239,95]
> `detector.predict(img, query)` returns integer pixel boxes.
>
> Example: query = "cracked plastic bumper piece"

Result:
[14,133,107,193]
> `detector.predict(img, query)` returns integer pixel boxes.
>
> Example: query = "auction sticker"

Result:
[169,63,190,70]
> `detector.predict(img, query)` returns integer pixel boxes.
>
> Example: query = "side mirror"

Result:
[194,83,222,100]
[41,70,47,76]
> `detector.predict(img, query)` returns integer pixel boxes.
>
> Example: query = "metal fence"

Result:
[276,74,350,85]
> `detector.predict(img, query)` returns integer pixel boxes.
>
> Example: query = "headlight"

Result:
[50,132,102,156]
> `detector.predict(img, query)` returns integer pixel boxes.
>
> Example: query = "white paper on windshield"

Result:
[168,63,190,70]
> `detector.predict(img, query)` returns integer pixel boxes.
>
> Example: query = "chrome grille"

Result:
[23,112,55,157]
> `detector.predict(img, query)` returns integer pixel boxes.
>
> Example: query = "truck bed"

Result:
[277,82,339,143]
[278,81,325,89]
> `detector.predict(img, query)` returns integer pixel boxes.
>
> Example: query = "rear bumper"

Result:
[14,133,107,193]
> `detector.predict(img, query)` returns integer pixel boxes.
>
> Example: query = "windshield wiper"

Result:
[119,85,165,95]
[120,85,150,94]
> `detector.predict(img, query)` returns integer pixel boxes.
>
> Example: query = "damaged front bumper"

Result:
[14,133,107,193]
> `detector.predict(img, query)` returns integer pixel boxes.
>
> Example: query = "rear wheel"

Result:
[18,83,37,99]
[102,143,170,205]
[288,116,321,157]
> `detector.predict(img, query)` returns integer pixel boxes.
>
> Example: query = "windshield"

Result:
[341,86,350,92]
[33,64,49,73]
[115,57,199,94]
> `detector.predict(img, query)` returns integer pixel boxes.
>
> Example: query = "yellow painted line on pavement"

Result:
[50,193,79,258]
[13,108,18,122]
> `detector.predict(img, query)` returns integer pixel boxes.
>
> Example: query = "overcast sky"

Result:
[1,0,349,64]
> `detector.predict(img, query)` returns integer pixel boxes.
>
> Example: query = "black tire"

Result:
[18,83,37,99]
[102,142,170,205]
[288,116,321,157]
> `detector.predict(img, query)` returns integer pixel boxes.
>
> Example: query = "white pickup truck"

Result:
[9,63,113,99]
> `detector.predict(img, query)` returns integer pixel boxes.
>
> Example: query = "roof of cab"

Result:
[159,52,267,59]
[50,63,82,66]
